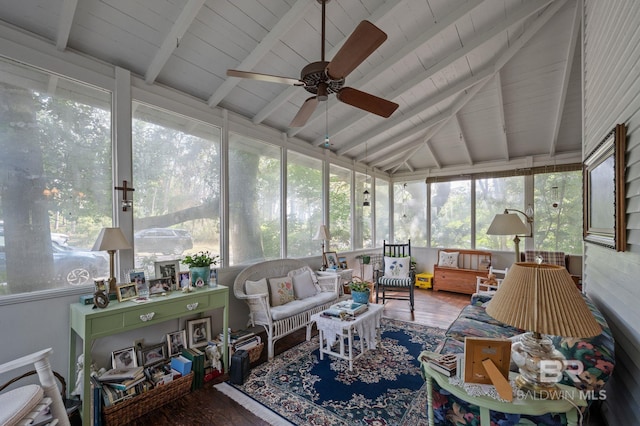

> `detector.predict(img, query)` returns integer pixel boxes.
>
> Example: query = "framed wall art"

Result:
[323,251,339,269]
[583,123,626,251]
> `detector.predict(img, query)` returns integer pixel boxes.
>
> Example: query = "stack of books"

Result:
[181,347,205,390]
[427,353,459,377]
[97,367,151,407]
[332,300,368,316]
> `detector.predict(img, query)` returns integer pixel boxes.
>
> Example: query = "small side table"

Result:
[311,303,383,371]
[421,363,587,426]
[317,269,353,296]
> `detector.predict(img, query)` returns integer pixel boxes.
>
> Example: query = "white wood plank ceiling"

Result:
[0,0,582,177]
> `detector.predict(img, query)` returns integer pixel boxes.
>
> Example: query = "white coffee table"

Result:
[311,303,383,370]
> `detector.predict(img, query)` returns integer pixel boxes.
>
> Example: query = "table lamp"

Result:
[485,262,601,398]
[487,209,532,262]
[313,225,330,269]
[92,227,132,294]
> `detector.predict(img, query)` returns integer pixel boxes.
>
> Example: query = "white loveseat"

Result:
[233,259,340,359]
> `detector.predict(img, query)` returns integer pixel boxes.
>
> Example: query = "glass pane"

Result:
[430,180,471,248]
[354,172,372,249]
[375,178,390,246]
[229,133,281,265]
[287,151,322,257]
[329,164,352,251]
[0,57,112,294]
[394,181,427,245]
[132,103,221,276]
[534,171,583,255]
[476,176,525,251]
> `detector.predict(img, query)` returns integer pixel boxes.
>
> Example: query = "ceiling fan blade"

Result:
[337,87,399,118]
[326,21,387,80]
[290,97,319,127]
[227,69,304,86]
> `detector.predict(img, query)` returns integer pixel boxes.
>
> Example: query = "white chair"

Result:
[0,348,70,426]
[476,266,508,295]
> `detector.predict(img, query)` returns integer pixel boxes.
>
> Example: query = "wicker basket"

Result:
[247,342,264,363]
[102,372,193,426]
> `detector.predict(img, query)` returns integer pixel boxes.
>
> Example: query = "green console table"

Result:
[69,285,229,422]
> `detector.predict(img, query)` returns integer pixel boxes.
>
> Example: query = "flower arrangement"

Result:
[182,251,220,268]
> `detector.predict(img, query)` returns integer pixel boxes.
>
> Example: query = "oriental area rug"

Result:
[215,318,446,426]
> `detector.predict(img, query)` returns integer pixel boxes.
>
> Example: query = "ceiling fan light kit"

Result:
[226,0,398,128]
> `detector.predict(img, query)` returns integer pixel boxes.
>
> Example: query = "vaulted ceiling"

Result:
[0,0,582,177]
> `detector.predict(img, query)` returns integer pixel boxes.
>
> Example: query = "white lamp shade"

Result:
[92,227,131,251]
[313,225,330,241]
[487,213,529,236]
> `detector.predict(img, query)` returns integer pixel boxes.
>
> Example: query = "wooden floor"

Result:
[126,288,606,425]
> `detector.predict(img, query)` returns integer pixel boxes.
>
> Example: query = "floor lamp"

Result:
[487,209,531,262]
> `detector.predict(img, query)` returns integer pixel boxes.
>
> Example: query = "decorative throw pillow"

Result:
[289,270,318,300]
[288,266,320,286]
[245,278,268,296]
[384,256,410,278]
[438,251,459,268]
[268,276,295,306]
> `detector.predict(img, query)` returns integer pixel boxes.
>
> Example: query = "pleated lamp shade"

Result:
[486,262,601,338]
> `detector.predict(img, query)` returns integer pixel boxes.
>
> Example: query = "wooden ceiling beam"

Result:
[208,0,313,107]
[550,0,581,156]
[56,0,78,51]
[494,72,510,161]
[145,0,206,84]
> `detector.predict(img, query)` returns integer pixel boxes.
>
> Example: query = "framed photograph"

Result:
[178,271,191,289]
[463,337,511,384]
[138,343,167,367]
[154,260,180,290]
[583,123,627,251]
[148,277,172,295]
[111,346,138,369]
[94,278,107,293]
[323,251,339,269]
[338,256,348,269]
[129,270,147,295]
[167,330,187,357]
[187,317,212,349]
[116,282,138,302]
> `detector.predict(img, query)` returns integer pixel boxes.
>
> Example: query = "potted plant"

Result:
[348,278,372,304]
[182,251,220,288]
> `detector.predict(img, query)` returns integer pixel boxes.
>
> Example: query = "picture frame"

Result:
[167,330,187,357]
[111,346,138,369]
[583,123,627,251]
[148,277,172,295]
[209,268,218,286]
[94,278,107,293]
[129,270,147,295]
[154,260,180,290]
[187,317,212,349]
[138,343,167,367]
[338,256,348,269]
[178,271,191,289]
[116,282,139,302]
[323,251,339,269]
[463,337,511,385]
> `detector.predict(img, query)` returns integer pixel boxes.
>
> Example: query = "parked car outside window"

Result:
[134,228,194,255]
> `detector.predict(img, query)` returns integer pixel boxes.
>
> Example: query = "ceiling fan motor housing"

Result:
[301,61,344,99]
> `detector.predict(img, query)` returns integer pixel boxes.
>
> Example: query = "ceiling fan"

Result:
[227,0,399,127]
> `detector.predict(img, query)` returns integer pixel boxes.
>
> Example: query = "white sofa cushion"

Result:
[270,291,337,321]
[245,278,268,296]
[268,276,295,306]
[289,270,318,299]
